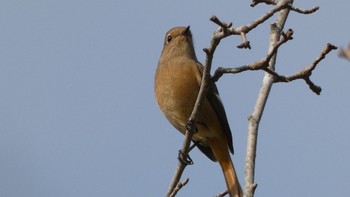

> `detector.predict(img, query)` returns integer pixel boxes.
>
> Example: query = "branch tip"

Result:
[290,5,320,14]
[237,32,251,49]
[237,41,251,49]
[327,43,337,50]
[250,0,276,7]
[169,178,190,197]
[280,29,293,41]
[210,15,232,29]
[215,190,229,197]
[273,43,336,95]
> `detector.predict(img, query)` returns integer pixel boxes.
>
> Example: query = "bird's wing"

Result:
[196,62,234,154]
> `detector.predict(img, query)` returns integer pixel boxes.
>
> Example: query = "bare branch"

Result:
[237,32,251,49]
[250,0,319,15]
[214,190,229,197]
[239,0,292,33]
[290,6,319,14]
[211,28,294,82]
[244,3,293,197]
[250,0,276,7]
[273,43,337,95]
[209,0,293,49]
[213,40,336,96]
[210,16,232,29]
[169,178,189,197]
[239,0,319,47]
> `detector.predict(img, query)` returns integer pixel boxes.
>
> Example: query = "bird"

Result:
[154,26,242,197]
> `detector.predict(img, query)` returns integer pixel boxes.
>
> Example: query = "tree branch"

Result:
[215,190,229,197]
[250,0,319,15]
[211,11,335,197]
[211,29,294,82]
[273,43,337,95]
[213,40,336,97]
[244,2,293,196]
[290,6,319,14]
[169,178,189,197]
[251,0,276,7]
[209,0,294,49]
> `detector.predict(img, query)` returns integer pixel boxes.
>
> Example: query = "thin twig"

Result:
[237,32,251,49]
[290,6,319,14]
[212,26,336,96]
[209,0,293,48]
[244,2,293,197]
[251,0,276,7]
[214,190,228,197]
[210,16,232,29]
[273,43,337,95]
[250,0,319,15]
[211,29,294,82]
[169,178,189,197]
[238,0,292,34]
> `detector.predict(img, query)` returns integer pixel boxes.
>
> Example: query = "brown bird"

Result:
[155,26,242,197]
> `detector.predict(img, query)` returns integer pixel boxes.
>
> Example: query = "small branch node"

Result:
[290,5,320,14]
[304,77,321,95]
[237,32,251,49]
[281,28,294,40]
[250,0,276,7]
[169,178,190,197]
[327,43,338,51]
[237,41,251,49]
[210,16,232,29]
[203,48,210,54]
[212,67,224,82]
[273,43,337,95]
[210,15,221,26]
[251,183,258,192]
[214,190,229,197]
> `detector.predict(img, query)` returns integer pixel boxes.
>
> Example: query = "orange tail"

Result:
[209,139,242,197]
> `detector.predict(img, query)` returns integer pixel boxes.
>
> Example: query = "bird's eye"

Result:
[167,35,172,43]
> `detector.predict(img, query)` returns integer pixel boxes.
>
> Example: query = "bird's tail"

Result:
[209,139,242,197]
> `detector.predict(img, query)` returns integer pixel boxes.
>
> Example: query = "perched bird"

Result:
[155,26,242,197]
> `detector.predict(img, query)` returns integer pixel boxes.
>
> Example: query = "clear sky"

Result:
[1,1,349,197]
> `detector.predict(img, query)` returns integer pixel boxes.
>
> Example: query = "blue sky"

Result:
[1,1,349,197]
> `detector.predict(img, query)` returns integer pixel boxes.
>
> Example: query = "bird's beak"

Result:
[184,26,191,35]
